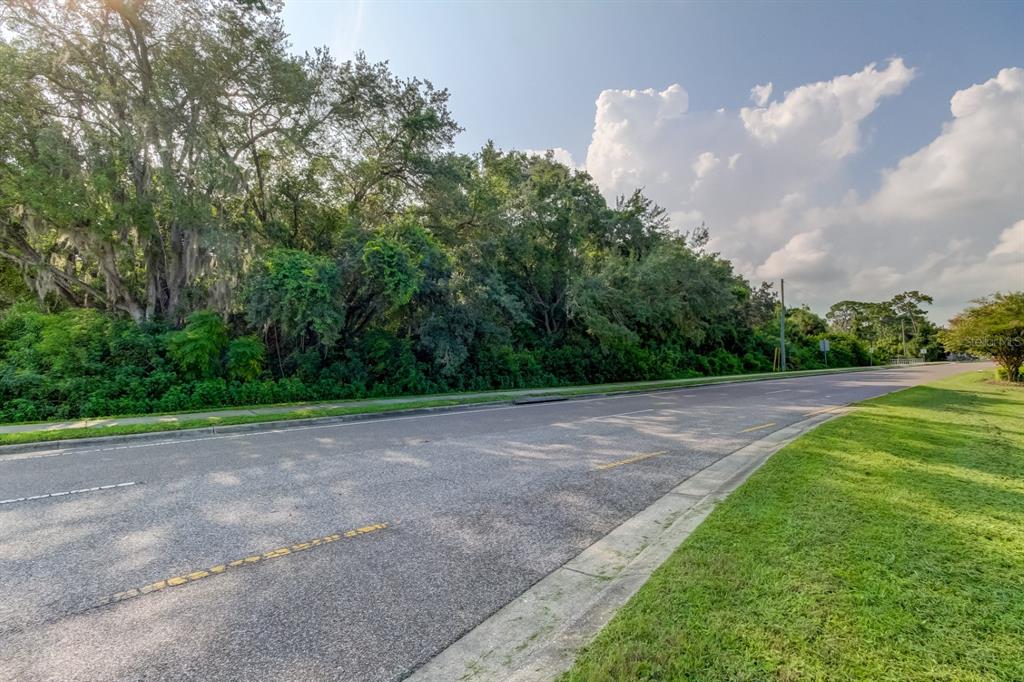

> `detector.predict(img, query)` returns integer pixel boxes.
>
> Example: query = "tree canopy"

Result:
[0,0,955,423]
[941,293,1024,382]
[826,291,943,362]
[0,0,457,322]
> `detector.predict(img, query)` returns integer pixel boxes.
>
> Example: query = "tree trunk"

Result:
[97,242,146,322]
[996,350,1023,382]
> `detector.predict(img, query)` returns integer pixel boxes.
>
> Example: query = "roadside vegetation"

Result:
[0,366,879,446]
[0,1,959,426]
[941,292,1024,383]
[563,370,1024,681]
[0,396,497,447]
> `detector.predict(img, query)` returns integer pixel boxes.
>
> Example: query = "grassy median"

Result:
[564,371,1024,681]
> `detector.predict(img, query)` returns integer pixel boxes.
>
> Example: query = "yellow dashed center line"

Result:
[97,522,389,607]
[739,422,776,433]
[804,405,842,417]
[596,451,667,470]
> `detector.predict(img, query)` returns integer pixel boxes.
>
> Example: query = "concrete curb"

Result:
[407,408,850,682]
[0,365,897,457]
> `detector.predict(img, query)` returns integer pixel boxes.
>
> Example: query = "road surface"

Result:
[0,363,974,680]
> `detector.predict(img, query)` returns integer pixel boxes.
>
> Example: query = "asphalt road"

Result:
[0,363,975,681]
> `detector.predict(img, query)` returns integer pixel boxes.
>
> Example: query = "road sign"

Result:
[819,339,830,352]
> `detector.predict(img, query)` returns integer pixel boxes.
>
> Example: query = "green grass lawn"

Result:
[563,371,1024,681]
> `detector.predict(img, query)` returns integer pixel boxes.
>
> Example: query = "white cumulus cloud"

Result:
[583,60,1024,321]
[521,147,580,169]
[740,59,914,158]
[867,67,1023,221]
[692,152,720,179]
[749,82,773,107]
[991,220,1024,260]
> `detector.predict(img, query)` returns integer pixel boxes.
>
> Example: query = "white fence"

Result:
[888,357,927,366]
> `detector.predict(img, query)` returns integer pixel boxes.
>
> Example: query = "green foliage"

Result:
[0,1,885,423]
[0,303,170,421]
[786,305,827,338]
[0,259,30,308]
[166,311,229,379]
[571,240,746,351]
[244,249,343,350]
[227,336,266,382]
[361,240,419,306]
[827,291,942,362]
[361,230,426,311]
[941,292,1024,381]
[0,2,458,321]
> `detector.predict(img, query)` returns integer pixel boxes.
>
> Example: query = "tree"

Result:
[569,239,747,350]
[0,0,308,320]
[226,335,266,382]
[827,292,938,362]
[244,249,344,353]
[0,259,30,309]
[0,1,882,421]
[745,281,778,329]
[339,216,433,338]
[827,300,880,337]
[890,290,933,337]
[786,305,828,339]
[0,1,457,323]
[601,190,671,258]
[941,293,1024,382]
[447,146,610,343]
[166,310,229,379]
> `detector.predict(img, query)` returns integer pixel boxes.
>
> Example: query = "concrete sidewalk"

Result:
[0,365,889,436]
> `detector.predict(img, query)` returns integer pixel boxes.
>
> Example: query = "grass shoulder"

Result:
[563,371,1024,681]
[0,365,886,446]
[0,397,495,447]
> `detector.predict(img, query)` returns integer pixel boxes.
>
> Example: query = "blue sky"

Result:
[281,1,1024,320]
[282,1,1019,188]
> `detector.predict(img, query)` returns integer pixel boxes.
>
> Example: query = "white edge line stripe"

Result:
[0,481,139,505]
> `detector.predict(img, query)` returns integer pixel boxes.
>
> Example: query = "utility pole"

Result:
[779,278,787,372]
[900,316,909,358]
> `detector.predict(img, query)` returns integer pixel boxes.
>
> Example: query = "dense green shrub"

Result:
[166,311,229,379]
[0,298,872,422]
[244,249,344,351]
[227,336,266,382]
[995,365,1023,382]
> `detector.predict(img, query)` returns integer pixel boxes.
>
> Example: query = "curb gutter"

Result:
[407,408,850,682]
